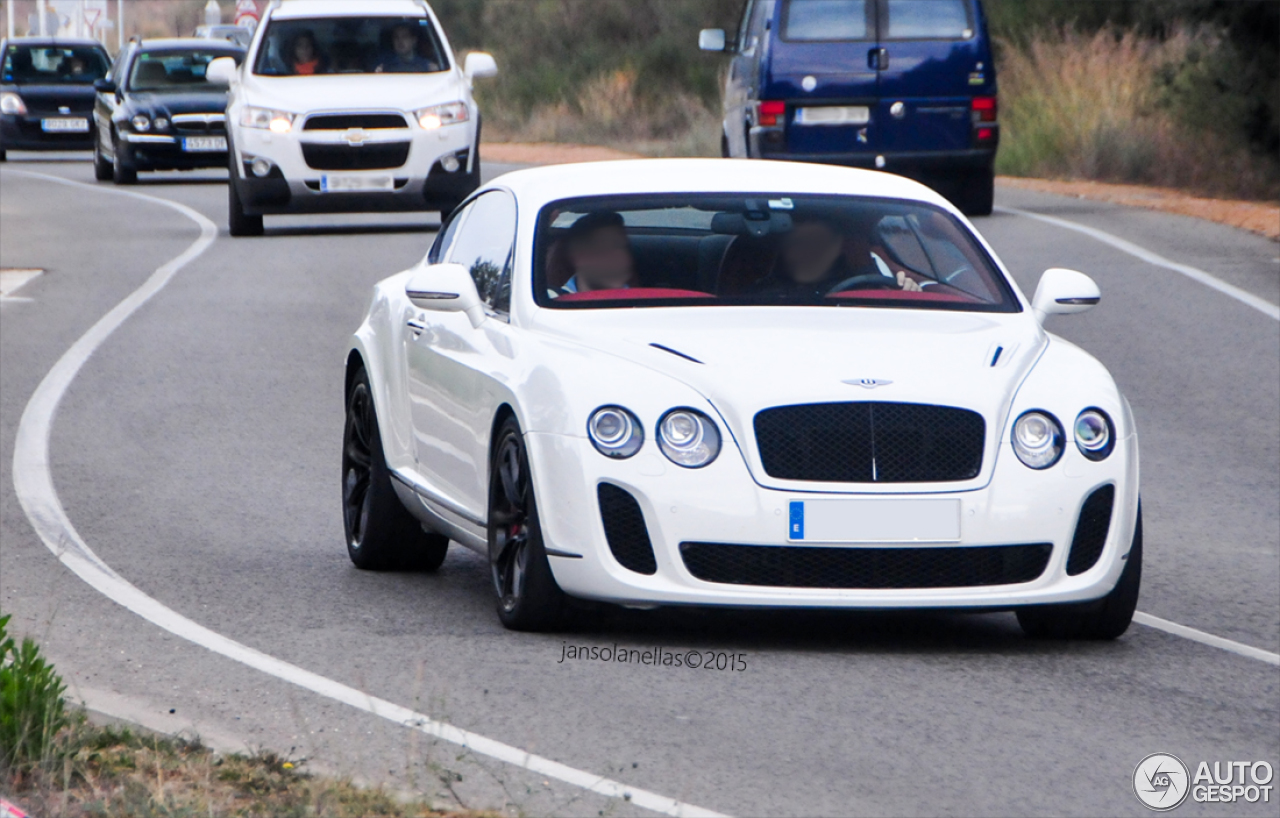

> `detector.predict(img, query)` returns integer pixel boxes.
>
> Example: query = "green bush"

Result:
[0,613,70,776]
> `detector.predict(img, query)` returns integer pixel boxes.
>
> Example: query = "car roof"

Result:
[137,38,246,52]
[491,159,956,212]
[270,0,429,20]
[3,37,107,48]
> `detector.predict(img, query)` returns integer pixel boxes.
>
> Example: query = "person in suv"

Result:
[700,0,999,215]
[211,0,497,237]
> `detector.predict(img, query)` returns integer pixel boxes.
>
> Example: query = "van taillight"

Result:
[972,96,997,123]
[758,101,786,127]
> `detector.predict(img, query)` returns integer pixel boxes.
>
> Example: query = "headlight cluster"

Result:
[415,101,468,130]
[0,92,27,115]
[240,106,295,133]
[1011,408,1114,469]
[129,114,169,132]
[587,406,721,468]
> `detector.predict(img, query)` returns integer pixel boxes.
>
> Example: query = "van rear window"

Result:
[884,0,971,39]
[782,0,871,41]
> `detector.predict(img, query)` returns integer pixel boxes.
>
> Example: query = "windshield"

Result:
[252,16,448,76]
[128,49,243,91]
[536,195,1018,313]
[2,45,109,85]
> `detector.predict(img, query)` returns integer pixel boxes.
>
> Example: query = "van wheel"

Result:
[720,134,730,158]
[1017,506,1143,640]
[228,173,263,237]
[0,149,7,161]
[956,167,994,216]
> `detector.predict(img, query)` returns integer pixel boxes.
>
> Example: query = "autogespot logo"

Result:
[1134,753,1191,811]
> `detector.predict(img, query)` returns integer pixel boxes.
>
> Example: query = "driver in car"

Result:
[555,211,636,295]
[754,215,923,298]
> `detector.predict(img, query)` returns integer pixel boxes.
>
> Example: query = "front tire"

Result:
[93,138,112,181]
[1017,506,1143,640]
[342,368,449,571]
[227,171,263,237]
[111,133,136,184]
[487,417,569,631]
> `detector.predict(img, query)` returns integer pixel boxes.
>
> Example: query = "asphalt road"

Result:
[1,153,1277,817]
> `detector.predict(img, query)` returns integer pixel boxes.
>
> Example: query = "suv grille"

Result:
[303,114,408,130]
[302,142,411,170]
[680,542,1052,589]
[754,402,985,483]
[597,484,657,575]
[1066,485,1115,575]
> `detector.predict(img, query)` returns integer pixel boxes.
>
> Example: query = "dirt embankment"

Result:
[484,142,1280,242]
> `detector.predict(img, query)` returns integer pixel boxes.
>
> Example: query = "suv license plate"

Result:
[41,117,89,132]
[320,174,395,193]
[794,106,870,126]
[182,136,227,152]
[788,498,960,543]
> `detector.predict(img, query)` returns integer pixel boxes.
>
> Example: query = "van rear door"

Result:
[767,0,882,158]
[875,0,991,154]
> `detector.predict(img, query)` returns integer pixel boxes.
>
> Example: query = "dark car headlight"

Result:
[1074,408,1114,461]
[130,114,151,132]
[1012,410,1064,469]
[587,406,643,459]
[658,409,721,468]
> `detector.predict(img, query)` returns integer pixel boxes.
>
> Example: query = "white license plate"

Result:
[788,498,960,543]
[182,136,227,152]
[319,174,395,193]
[41,117,89,133]
[794,105,870,126]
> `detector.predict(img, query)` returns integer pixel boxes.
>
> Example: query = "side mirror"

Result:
[406,263,486,328]
[699,28,728,52]
[93,78,116,93]
[205,56,238,85]
[463,52,498,81]
[1031,268,1100,322]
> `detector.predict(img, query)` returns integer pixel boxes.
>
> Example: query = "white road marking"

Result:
[1,267,43,301]
[5,169,726,818]
[995,206,1280,321]
[1133,613,1280,666]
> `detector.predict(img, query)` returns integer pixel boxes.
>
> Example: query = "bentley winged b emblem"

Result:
[843,378,893,389]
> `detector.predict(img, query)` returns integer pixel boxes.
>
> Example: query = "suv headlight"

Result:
[415,101,468,130]
[240,106,295,133]
[130,114,151,132]
[0,93,27,115]
[587,406,643,459]
[1074,408,1114,461]
[1012,410,1064,470]
[658,409,721,468]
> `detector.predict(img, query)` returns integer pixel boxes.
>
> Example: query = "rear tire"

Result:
[1017,506,1142,640]
[342,368,449,572]
[720,133,730,158]
[0,149,7,161]
[488,417,569,631]
[93,138,112,181]
[227,172,263,237]
[956,167,994,216]
[111,133,136,184]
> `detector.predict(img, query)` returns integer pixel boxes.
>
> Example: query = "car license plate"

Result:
[794,106,870,126]
[788,498,960,543]
[182,136,227,152]
[319,174,394,193]
[41,117,89,133]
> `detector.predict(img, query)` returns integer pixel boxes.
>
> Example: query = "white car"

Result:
[343,159,1142,638]
[207,0,496,236]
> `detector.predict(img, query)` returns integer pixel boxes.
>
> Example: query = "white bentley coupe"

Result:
[342,159,1141,637]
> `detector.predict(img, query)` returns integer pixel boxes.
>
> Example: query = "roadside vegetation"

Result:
[0,614,481,817]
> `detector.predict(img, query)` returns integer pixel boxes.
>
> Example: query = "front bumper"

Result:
[119,132,228,170]
[0,113,94,151]
[526,431,1139,610]
[230,119,477,215]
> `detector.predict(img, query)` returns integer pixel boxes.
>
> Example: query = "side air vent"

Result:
[597,484,657,575]
[1066,485,1115,575]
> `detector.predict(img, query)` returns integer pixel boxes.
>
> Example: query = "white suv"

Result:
[208,0,496,236]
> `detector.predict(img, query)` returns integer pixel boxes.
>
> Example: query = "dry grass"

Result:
[996,27,1280,201]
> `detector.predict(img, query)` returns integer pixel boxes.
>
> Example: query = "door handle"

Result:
[868,47,888,70]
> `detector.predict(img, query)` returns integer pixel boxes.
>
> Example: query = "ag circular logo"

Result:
[1134,753,1191,811]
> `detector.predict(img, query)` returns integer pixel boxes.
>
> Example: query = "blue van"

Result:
[700,0,998,215]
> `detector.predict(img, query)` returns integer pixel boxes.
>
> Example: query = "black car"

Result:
[1,37,112,159]
[93,38,245,184]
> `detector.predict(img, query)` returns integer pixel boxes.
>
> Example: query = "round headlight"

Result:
[587,406,643,459]
[1012,411,1064,469]
[130,114,151,132]
[152,117,169,131]
[1074,408,1114,461]
[658,409,721,468]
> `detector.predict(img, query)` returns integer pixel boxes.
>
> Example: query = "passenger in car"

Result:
[288,30,326,75]
[752,215,923,298]
[375,23,440,73]
[553,211,637,296]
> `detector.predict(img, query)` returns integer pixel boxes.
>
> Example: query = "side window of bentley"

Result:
[445,190,517,313]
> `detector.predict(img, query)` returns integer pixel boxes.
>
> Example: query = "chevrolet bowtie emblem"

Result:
[343,128,371,145]
[843,378,893,388]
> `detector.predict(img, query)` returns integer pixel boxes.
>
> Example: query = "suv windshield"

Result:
[129,49,243,91]
[253,16,448,76]
[536,195,1017,312]
[2,44,109,85]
